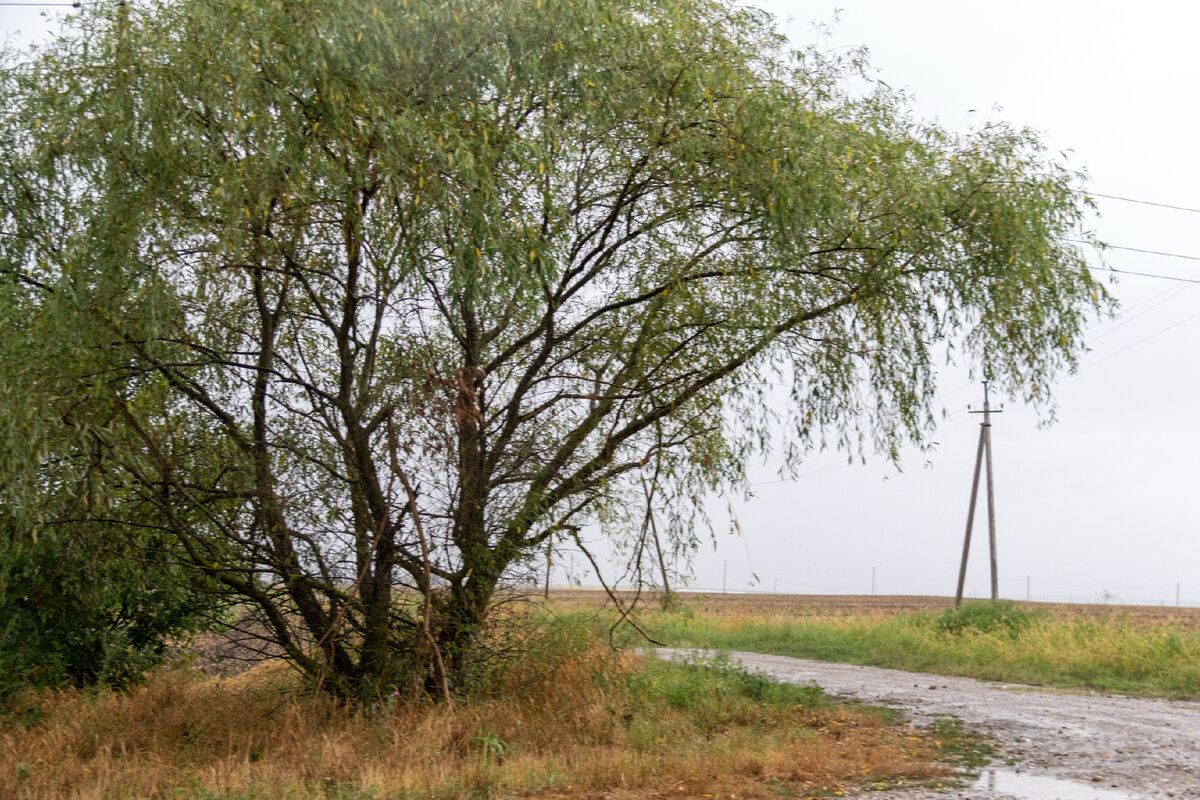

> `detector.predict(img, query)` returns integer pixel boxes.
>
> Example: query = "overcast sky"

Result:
[4,2,1198,605]
[693,0,1200,605]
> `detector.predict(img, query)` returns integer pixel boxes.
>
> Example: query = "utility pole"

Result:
[955,381,1002,608]
[544,540,552,599]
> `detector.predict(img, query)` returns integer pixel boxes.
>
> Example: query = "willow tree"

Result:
[0,0,1103,697]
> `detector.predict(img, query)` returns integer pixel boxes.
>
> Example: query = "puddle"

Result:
[974,769,1141,799]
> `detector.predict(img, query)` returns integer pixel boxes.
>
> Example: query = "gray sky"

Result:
[690,0,1200,604]
[4,2,1198,605]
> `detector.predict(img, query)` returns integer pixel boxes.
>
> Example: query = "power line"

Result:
[1102,244,1200,263]
[750,461,851,487]
[1099,273,1191,317]
[1089,265,1200,285]
[1087,192,1200,215]
[1088,281,1193,345]
[1081,307,1200,371]
[1070,239,1200,263]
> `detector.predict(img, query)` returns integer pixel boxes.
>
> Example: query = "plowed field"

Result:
[547,587,1200,628]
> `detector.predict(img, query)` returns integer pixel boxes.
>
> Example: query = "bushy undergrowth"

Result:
[630,600,1200,698]
[0,618,946,800]
[0,521,214,696]
[935,600,1042,637]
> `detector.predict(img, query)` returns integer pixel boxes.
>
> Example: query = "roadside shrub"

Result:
[0,516,218,696]
[933,600,1041,637]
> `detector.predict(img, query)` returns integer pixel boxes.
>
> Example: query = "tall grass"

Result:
[0,621,948,799]
[634,600,1200,698]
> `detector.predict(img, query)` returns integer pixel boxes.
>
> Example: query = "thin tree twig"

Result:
[570,529,663,646]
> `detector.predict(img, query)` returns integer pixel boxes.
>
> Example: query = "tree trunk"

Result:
[439,358,497,686]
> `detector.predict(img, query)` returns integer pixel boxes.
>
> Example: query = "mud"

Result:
[656,648,1200,799]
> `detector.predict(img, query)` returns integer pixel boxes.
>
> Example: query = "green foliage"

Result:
[0,515,213,693]
[0,0,1107,697]
[934,600,1041,637]
[472,729,511,767]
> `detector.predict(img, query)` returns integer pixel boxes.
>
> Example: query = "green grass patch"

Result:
[927,715,995,771]
[629,651,829,715]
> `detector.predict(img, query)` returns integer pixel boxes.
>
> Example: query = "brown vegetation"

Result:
[0,632,949,800]
[548,588,1200,629]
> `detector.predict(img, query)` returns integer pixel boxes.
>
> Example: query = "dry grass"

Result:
[0,631,949,800]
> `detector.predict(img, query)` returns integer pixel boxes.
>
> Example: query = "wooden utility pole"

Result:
[955,381,1002,607]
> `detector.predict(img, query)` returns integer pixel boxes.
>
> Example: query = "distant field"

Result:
[547,588,1200,629]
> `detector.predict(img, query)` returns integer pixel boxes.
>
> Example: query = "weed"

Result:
[934,600,1040,637]
[928,715,995,771]
[472,729,510,766]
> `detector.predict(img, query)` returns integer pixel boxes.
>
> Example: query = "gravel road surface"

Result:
[656,648,1200,800]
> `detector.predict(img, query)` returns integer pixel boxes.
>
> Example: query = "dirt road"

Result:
[656,648,1200,800]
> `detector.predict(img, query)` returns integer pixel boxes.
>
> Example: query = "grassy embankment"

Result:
[0,618,953,800]
[561,591,1200,698]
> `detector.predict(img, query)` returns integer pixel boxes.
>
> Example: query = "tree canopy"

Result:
[0,0,1104,697]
